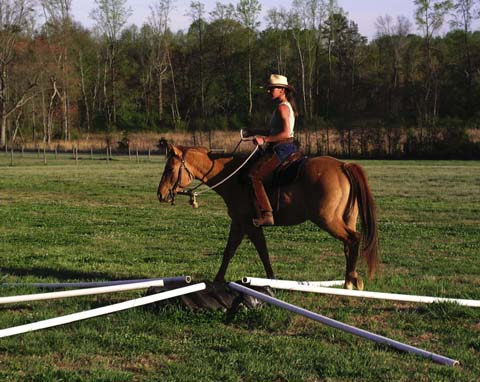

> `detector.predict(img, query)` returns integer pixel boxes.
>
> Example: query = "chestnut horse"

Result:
[157,144,379,290]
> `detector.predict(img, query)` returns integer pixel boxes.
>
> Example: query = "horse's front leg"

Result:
[245,225,275,279]
[214,221,245,282]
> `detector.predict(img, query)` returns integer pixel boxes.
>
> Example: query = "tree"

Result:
[291,0,332,119]
[148,0,180,125]
[58,24,99,138]
[374,15,412,116]
[414,0,453,133]
[0,0,36,147]
[321,13,367,156]
[90,0,131,129]
[41,0,74,141]
[187,1,206,118]
[449,0,478,117]
[235,0,261,116]
[265,7,289,75]
[208,2,242,117]
[321,4,346,118]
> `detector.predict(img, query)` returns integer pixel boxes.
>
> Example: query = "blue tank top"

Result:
[269,101,295,137]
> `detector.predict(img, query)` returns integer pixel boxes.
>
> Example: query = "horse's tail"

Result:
[343,163,379,279]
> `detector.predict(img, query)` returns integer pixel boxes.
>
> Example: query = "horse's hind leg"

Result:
[343,228,363,290]
[313,218,363,290]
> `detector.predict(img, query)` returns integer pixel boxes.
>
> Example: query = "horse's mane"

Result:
[175,145,250,159]
[175,145,251,171]
[207,152,249,160]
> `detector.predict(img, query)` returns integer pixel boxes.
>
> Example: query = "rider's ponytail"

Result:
[285,90,299,118]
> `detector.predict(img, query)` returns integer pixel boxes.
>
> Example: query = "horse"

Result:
[157,144,379,290]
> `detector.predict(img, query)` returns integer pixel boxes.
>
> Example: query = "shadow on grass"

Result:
[0,266,150,283]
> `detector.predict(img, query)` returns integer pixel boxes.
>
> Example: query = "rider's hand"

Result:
[254,136,266,145]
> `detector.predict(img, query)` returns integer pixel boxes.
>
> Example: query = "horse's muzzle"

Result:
[157,189,175,204]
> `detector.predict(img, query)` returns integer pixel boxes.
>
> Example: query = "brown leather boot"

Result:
[253,210,274,227]
[249,153,280,228]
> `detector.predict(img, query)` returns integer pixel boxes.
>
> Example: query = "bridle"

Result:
[167,156,195,205]
[164,130,259,208]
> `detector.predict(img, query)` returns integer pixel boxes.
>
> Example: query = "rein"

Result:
[174,143,259,208]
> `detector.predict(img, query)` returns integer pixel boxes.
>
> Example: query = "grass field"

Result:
[0,151,479,381]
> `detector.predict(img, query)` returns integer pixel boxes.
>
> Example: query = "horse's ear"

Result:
[168,144,183,158]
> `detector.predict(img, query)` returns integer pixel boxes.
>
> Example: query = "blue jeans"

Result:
[272,142,298,162]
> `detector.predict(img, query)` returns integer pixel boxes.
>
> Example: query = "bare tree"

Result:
[0,0,36,147]
[208,2,239,121]
[450,0,478,116]
[236,0,261,116]
[41,0,72,141]
[375,15,411,97]
[321,1,343,119]
[148,0,180,124]
[265,7,288,74]
[90,0,131,128]
[188,1,206,118]
[291,0,332,119]
[287,10,308,116]
[414,0,453,132]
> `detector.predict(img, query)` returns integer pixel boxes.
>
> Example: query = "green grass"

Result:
[0,152,479,381]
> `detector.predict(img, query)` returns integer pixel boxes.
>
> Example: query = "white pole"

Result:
[243,277,344,288]
[0,280,169,305]
[229,282,459,367]
[243,278,480,308]
[1,276,191,289]
[0,283,206,338]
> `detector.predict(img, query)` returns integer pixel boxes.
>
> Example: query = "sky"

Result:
[71,0,424,40]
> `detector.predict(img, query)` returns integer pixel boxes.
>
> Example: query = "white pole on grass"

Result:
[242,277,480,308]
[1,276,191,289]
[229,282,459,367]
[243,277,344,289]
[0,280,170,305]
[0,283,206,338]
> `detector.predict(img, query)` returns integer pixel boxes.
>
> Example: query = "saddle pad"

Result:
[273,155,307,187]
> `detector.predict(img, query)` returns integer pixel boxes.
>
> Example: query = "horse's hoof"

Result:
[355,278,364,291]
[344,278,364,291]
[344,281,354,290]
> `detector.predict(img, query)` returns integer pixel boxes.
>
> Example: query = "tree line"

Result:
[1,0,480,158]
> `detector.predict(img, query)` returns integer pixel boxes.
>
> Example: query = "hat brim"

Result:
[266,83,295,92]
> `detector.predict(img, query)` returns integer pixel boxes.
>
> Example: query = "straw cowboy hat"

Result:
[266,74,295,92]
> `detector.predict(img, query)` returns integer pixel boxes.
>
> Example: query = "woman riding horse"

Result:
[156,75,379,288]
[248,74,299,227]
